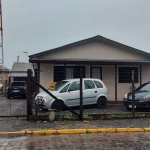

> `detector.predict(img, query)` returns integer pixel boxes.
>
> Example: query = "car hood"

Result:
[127,91,150,100]
[36,90,59,98]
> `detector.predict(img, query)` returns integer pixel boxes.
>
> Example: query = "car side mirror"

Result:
[68,88,73,92]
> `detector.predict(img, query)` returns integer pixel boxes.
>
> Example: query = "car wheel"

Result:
[97,97,107,108]
[7,94,10,99]
[51,100,64,111]
[126,106,131,110]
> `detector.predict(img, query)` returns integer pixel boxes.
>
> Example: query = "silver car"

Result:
[35,78,108,110]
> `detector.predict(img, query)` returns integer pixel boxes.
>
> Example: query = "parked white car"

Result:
[35,78,108,111]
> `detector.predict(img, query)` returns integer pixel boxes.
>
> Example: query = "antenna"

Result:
[23,51,29,57]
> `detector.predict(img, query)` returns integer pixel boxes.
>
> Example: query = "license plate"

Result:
[129,104,136,108]
[13,90,19,92]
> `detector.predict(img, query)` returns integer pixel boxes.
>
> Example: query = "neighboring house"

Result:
[9,62,34,83]
[29,35,150,103]
[0,65,9,85]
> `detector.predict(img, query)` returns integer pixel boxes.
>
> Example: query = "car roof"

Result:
[63,78,102,82]
[12,81,26,82]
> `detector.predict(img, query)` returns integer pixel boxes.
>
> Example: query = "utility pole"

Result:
[0,0,5,92]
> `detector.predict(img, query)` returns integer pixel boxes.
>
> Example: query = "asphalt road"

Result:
[0,132,150,150]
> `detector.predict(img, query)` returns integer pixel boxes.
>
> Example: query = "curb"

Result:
[0,128,149,135]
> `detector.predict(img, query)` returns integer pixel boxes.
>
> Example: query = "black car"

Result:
[6,81,27,99]
[123,81,150,110]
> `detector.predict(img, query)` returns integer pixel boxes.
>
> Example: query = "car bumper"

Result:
[123,98,150,108]
[7,91,26,96]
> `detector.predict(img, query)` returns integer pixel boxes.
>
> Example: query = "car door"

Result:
[83,79,97,105]
[66,81,80,106]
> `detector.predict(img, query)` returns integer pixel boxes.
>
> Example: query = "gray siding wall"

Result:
[38,41,150,61]
[40,63,53,91]
[141,65,150,83]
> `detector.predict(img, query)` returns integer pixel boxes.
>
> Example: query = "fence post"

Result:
[27,69,32,121]
[132,70,135,118]
[79,68,83,120]
[3,80,7,97]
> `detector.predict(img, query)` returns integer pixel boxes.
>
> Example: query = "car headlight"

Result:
[124,93,128,99]
[35,96,43,100]
[43,94,51,102]
[140,95,150,100]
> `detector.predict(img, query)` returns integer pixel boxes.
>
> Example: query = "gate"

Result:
[26,69,84,121]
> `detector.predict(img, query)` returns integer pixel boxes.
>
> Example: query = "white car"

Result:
[35,78,108,111]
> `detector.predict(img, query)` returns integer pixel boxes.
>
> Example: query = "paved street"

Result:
[0,132,150,150]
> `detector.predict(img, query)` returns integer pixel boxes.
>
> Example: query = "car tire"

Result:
[126,106,131,110]
[7,94,10,99]
[51,100,64,111]
[97,97,107,108]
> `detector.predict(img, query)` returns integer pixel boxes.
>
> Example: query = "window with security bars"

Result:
[54,66,85,82]
[118,67,138,83]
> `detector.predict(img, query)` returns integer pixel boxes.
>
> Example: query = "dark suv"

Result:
[6,81,27,99]
[123,81,150,109]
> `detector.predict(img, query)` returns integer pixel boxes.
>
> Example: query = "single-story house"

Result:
[9,62,34,84]
[29,35,150,103]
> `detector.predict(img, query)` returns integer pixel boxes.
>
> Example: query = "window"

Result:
[66,68,73,79]
[94,80,103,88]
[54,66,85,82]
[84,80,95,89]
[55,81,69,91]
[54,66,65,82]
[68,81,80,91]
[11,82,26,86]
[136,83,150,92]
[118,67,138,83]
[60,84,71,93]
[0,76,2,80]
[91,67,102,80]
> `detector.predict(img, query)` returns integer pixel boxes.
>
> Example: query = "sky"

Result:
[1,0,150,69]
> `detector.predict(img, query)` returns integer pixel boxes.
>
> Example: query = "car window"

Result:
[69,81,80,91]
[137,83,150,92]
[84,80,95,89]
[60,84,71,93]
[11,82,26,86]
[94,80,103,88]
[55,81,69,91]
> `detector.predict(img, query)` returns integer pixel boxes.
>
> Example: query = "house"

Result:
[29,35,150,103]
[9,62,34,84]
[0,65,9,85]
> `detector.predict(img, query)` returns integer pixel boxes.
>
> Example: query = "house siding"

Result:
[40,64,53,90]
[141,65,150,83]
[38,41,150,61]
[102,66,115,101]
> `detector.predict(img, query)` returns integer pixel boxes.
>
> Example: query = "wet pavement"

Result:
[0,132,150,150]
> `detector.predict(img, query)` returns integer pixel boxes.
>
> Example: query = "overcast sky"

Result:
[1,0,150,69]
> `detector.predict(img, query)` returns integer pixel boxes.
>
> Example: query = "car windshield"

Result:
[136,83,150,92]
[55,81,69,91]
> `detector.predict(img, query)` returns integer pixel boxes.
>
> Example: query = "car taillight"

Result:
[24,86,26,91]
[6,86,8,91]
